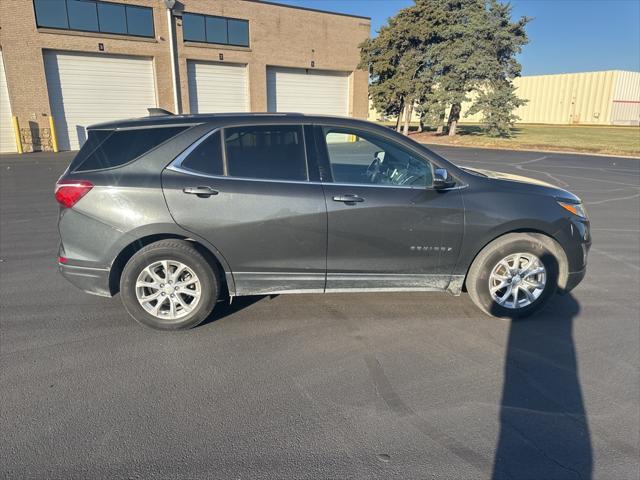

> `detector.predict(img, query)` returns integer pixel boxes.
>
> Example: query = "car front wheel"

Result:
[466,233,563,319]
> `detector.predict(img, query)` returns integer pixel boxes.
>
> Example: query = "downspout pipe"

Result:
[165,0,182,114]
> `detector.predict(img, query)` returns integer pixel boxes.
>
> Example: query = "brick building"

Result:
[0,0,370,152]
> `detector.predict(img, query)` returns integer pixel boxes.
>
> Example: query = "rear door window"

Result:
[223,125,307,181]
[179,131,224,176]
[72,126,188,171]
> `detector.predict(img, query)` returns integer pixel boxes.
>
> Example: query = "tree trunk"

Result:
[402,100,413,136]
[418,116,424,133]
[395,100,404,132]
[448,103,461,137]
[395,107,403,132]
[436,111,445,135]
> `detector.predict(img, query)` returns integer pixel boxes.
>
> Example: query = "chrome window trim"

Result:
[168,128,221,176]
[170,125,310,181]
[166,165,317,185]
[166,166,468,191]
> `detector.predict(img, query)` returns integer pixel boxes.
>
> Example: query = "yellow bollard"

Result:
[11,116,23,154]
[48,115,59,153]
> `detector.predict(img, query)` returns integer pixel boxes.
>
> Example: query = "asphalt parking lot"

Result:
[1,145,638,479]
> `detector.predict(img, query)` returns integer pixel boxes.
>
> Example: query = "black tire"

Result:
[120,240,219,330]
[466,233,563,319]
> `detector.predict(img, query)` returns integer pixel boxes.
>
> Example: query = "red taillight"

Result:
[55,180,93,208]
[58,256,68,264]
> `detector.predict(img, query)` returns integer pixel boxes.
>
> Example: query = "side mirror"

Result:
[433,168,455,189]
[374,151,386,162]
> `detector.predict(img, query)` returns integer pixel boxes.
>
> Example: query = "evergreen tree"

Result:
[360,4,432,134]
[419,0,489,136]
[467,0,530,136]
[467,79,525,136]
[361,0,529,137]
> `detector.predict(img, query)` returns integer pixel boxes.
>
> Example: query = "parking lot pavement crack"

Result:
[362,354,490,473]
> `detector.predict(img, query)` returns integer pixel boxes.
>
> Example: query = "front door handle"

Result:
[183,186,218,198]
[332,194,364,203]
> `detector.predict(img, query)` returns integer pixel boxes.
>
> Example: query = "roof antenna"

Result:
[148,107,175,116]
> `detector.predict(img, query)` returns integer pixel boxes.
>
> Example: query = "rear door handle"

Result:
[332,194,364,203]
[183,186,218,198]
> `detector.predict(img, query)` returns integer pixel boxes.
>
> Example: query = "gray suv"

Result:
[55,113,590,330]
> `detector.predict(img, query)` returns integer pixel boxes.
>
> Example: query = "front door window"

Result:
[324,129,433,187]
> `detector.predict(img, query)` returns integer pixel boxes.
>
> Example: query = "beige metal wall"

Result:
[611,71,640,125]
[461,71,619,125]
[513,71,615,125]
[369,70,640,126]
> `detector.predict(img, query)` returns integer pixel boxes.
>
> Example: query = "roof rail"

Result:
[147,107,174,116]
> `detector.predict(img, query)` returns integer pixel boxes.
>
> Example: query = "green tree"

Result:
[359,24,404,129]
[467,80,525,136]
[467,0,530,136]
[361,0,529,137]
[360,4,431,134]
[408,0,488,136]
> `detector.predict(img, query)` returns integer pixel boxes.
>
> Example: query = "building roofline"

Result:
[240,0,371,21]
[522,69,640,78]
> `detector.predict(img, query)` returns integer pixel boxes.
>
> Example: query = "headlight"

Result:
[557,200,588,219]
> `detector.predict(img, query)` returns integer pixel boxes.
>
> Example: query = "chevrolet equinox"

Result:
[55,113,590,330]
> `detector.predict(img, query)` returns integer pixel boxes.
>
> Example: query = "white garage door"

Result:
[0,50,16,153]
[267,67,349,116]
[44,51,157,150]
[187,61,249,114]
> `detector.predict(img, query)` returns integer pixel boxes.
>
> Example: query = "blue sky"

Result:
[271,0,640,75]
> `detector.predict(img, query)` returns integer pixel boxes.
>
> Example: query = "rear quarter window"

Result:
[71,126,188,172]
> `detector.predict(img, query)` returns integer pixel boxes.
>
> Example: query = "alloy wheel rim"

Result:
[135,260,201,320]
[488,253,547,309]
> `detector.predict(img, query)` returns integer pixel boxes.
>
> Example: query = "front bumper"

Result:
[59,262,112,297]
[562,267,587,294]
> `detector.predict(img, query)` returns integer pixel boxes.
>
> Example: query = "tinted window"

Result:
[182,12,249,47]
[182,13,206,42]
[126,5,154,37]
[67,0,99,31]
[323,128,433,187]
[34,0,69,29]
[228,19,249,46]
[180,132,224,176]
[97,2,127,34]
[33,0,154,37]
[206,16,227,44]
[68,129,112,171]
[224,126,307,181]
[74,127,188,171]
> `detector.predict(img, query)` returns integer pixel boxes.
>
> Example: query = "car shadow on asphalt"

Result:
[492,293,593,479]
[199,295,272,327]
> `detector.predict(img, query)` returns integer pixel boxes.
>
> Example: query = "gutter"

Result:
[165,1,182,114]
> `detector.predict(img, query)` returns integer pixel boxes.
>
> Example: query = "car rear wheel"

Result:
[466,233,562,319]
[120,240,219,330]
